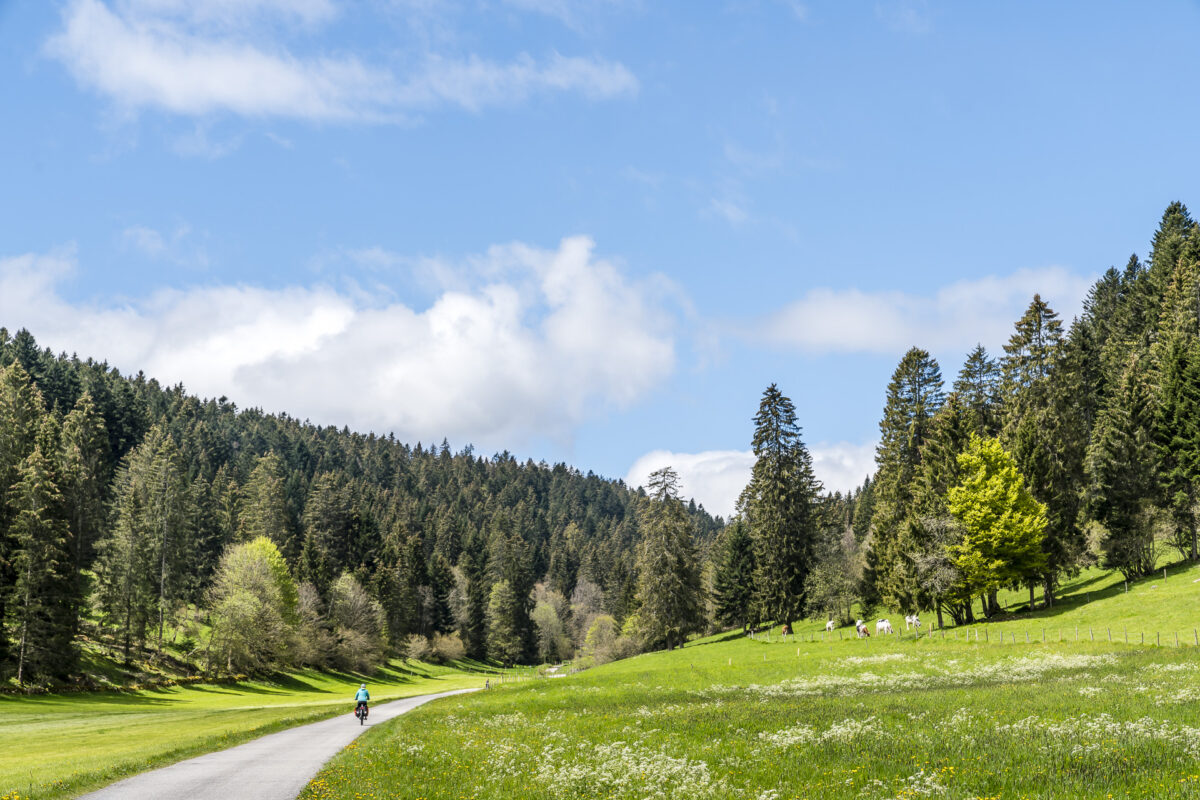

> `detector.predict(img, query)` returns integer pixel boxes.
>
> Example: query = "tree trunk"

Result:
[987,590,999,617]
[1043,576,1055,608]
[1028,583,1035,611]
[935,604,944,629]
[964,602,975,624]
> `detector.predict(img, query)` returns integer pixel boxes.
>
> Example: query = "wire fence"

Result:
[747,624,1200,648]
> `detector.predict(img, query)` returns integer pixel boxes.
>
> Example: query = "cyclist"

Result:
[354,683,370,720]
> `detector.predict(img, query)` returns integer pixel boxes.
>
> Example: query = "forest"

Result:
[1,201,1198,688]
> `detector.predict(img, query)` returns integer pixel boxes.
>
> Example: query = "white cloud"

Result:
[626,449,754,520]
[761,267,1095,355]
[708,198,749,226]
[121,223,207,266]
[45,0,638,122]
[0,236,674,448]
[625,440,877,519]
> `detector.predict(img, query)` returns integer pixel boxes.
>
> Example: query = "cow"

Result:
[876,618,894,635]
[855,619,870,638]
[825,619,835,632]
[905,614,921,631]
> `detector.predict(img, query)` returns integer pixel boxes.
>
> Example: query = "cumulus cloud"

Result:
[0,236,674,449]
[761,267,1095,355]
[625,440,877,519]
[45,0,638,122]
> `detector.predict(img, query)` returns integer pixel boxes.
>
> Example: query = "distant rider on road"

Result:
[355,684,370,718]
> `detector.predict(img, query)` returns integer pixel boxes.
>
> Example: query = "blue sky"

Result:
[2,0,1199,517]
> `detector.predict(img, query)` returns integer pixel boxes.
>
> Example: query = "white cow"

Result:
[905,614,921,631]
[876,618,894,635]
[855,619,870,638]
[825,619,835,632]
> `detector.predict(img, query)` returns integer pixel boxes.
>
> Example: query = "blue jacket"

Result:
[355,688,370,702]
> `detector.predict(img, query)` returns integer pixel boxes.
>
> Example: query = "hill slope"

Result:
[302,566,1200,800]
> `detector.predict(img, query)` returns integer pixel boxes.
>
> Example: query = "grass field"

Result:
[0,660,487,800]
[301,560,1200,800]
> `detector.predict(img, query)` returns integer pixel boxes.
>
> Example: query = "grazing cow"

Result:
[825,619,835,633]
[876,618,893,635]
[855,619,870,638]
[905,614,921,631]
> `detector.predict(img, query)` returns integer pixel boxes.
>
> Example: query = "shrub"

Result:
[431,632,466,663]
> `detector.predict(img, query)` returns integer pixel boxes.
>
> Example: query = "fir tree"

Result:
[634,467,704,649]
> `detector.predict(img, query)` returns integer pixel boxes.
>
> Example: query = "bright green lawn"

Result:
[0,660,486,800]
[302,559,1200,800]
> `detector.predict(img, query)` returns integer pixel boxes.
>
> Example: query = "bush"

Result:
[431,632,466,663]
[403,634,432,662]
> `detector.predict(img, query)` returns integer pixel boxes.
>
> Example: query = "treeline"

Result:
[0,330,722,685]
[711,201,1200,633]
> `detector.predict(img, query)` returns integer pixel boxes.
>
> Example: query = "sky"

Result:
[3,1,1200,519]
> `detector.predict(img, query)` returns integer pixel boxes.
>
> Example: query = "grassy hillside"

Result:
[0,660,489,800]
[302,561,1200,800]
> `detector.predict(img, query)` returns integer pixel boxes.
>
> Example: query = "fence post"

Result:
[985,629,989,643]
[1026,630,1029,643]
[1107,628,1111,642]
[1042,628,1045,643]
[1075,626,1078,642]
[1157,632,1161,647]
[1125,627,1128,644]
[1194,629,1198,647]
[1090,628,1094,642]
[1175,632,1179,647]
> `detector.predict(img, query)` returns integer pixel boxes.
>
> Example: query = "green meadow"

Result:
[301,560,1200,800]
[0,661,486,800]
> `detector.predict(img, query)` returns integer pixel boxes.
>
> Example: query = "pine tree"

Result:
[634,467,704,649]
[869,349,944,611]
[485,580,524,665]
[8,446,76,684]
[1087,354,1161,578]
[711,519,755,631]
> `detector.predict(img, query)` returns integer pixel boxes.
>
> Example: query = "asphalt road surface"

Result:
[80,688,476,800]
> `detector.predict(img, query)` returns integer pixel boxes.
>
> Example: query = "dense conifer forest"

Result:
[0,327,723,685]
[2,202,1198,688]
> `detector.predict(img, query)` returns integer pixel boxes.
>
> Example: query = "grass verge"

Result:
[0,660,486,799]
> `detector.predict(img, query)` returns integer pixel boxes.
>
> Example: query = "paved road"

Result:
[81,688,476,800]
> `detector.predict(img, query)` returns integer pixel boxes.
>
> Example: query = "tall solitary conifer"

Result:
[743,384,820,632]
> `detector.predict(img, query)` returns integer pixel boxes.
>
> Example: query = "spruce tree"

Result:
[711,518,755,632]
[742,385,821,632]
[954,345,1000,435]
[634,467,704,649]
[8,446,76,684]
[59,392,109,574]
[1000,297,1088,606]
[1087,354,1161,578]
[238,453,291,555]
[869,348,944,611]
[0,363,45,672]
